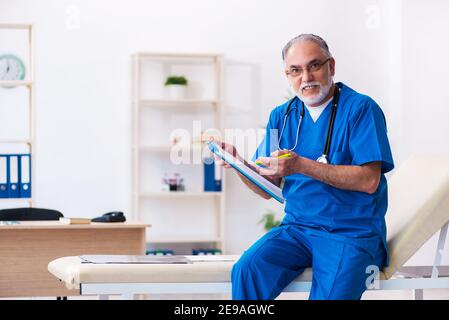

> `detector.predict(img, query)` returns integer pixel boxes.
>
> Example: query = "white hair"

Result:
[282,34,332,60]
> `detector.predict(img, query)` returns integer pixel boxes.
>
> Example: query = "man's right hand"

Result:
[211,141,274,200]
[213,141,243,169]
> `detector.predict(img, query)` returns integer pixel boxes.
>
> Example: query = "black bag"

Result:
[0,207,64,221]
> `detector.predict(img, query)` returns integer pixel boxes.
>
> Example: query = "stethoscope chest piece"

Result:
[316,155,328,164]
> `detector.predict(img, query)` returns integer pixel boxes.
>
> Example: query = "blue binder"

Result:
[214,161,222,191]
[0,155,8,198]
[19,154,31,198]
[8,155,20,198]
[204,157,215,192]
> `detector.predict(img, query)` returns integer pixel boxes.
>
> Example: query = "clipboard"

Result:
[207,141,285,203]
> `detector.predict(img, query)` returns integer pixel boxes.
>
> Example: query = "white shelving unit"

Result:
[0,23,35,208]
[131,52,226,253]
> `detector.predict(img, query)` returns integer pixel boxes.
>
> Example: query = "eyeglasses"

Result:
[285,58,331,77]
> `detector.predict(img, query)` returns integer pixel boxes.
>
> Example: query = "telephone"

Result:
[91,211,126,223]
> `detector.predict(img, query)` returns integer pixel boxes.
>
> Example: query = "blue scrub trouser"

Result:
[231,224,385,300]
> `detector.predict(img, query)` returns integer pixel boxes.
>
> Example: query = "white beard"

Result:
[296,78,333,106]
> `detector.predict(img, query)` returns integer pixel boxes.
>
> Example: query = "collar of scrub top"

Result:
[277,82,341,164]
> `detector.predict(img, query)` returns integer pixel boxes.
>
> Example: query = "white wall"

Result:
[1,0,448,260]
[399,0,449,265]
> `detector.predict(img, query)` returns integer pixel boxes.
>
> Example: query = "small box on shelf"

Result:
[192,248,222,255]
[146,249,174,256]
[161,172,185,192]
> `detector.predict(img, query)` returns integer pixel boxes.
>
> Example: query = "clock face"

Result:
[0,54,26,81]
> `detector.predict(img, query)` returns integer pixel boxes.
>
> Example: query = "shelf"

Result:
[0,140,32,144]
[139,145,172,152]
[138,144,203,153]
[0,80,33,88]
[140,192,222,198]
[147,236,222,244]
[136,53,221,64]
[0,23,32,30]
[138,99,219,108]
[0,24,34,208]
[132,52,225,252]
[0,198,32,203]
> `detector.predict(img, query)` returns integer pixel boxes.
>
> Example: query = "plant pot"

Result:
[166,84,187,100]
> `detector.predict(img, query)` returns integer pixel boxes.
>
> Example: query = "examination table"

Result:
[48,155,449,299]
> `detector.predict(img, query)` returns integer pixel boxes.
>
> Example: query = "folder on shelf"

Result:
[207,141,285,203]
[19,154,31,198]
[214,161,222,191]
[0,155,8,198]
[204,157,216,192]
[8,155,20,198]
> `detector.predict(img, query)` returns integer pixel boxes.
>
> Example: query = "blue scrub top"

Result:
[253,82,394,265]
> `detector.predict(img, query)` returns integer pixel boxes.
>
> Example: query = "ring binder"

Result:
[9,155,19,198]
[0,155,8,198]
[204,157,216,192]
[19,154,31,198]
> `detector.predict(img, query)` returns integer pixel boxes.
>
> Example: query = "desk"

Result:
[0,221,149,297]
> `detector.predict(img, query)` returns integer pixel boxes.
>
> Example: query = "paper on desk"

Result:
[186,255,237,262]
[79,255,191,264]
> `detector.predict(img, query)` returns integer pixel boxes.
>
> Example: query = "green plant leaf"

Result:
[258,210,281,232]
[165,75,188,86]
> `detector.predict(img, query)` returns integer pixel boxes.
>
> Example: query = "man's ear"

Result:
[329,57,336,76]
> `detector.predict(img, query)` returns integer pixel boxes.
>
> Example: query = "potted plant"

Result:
[165,75,188,99]
[258,210,281,232]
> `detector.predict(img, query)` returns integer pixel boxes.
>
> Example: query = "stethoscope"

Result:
[278,83,341,164]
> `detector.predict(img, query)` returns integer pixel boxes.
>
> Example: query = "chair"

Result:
[0,207,63,221]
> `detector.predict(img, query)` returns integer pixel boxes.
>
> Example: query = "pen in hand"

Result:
[255,153,291,166]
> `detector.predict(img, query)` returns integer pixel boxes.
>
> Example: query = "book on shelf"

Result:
[59,217,91,225]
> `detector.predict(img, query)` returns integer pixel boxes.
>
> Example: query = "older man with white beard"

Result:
[218,34,394,300]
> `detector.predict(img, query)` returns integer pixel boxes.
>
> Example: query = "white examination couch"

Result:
[48,155,449,299]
